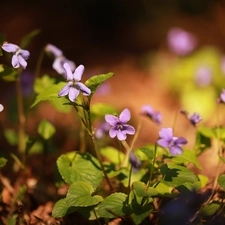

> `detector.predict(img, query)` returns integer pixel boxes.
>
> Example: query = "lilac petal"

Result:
[45,44,62,57]
[141,105,154,116]
[63,63,74,80]
[0,104,4,112]
[105,115,119,126]
[123,124,135,135]
[159,128,173,141]
[119,108,131,123]
[77,82,91,96]
[157,139,170,148]
[109,127,117,138]
[169,146,183,156]
[220,90,225,103]
[67,60,76,72]
[19,49,30,60]
[53,58,65,75]
[73,65,84,81]
[18,55,28,69]
[2,43,19,53]
[12,55,20,68]
[68,87,80,102]
[174,137,187,146]
[58,83,71,96]
[117,130,127,140]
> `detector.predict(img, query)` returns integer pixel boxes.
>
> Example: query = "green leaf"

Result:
[85,73,114,100]
[218,174,225,190]
[195,130,211,155]
[100,146,125,164]
[4,129,18,145]
[199,202,220,216]
[38,120,56,140]
[0,64,18,81]
[198,126,216,138]
[66,181,103,207]
[31,82,66,107]
[57,152,103,188]
[34,75,56,94]
[52,198,77,218]
[0,157,7,168]
[138,147,155,161]
[133,181,158,197]
[172,149,202,169]
[91,103,117,120]
[160,163,200,189]
[98,192,129,218]
[20,29,41,49]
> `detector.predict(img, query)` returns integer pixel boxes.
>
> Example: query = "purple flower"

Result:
[105,108,135,141]
[141,105,162,125]
[129,151,142,173]
[45,44,76,77]
[2,43,30,69]
[194,66,213,87]
[95,122,111,139]
[58,63,91,102]
[180,110,202,126]
[157,128,187,156]
[0,104,4,112]
[220,89,225,103]
[167,27,197,56]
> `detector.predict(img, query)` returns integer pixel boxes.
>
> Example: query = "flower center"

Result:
[116,123,123,131]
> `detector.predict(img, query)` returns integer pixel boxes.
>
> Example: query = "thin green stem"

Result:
[34,47,45,80]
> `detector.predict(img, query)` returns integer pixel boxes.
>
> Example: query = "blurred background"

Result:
[1,0,225,175]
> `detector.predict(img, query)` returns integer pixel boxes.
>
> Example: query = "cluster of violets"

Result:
[1,40,225,161]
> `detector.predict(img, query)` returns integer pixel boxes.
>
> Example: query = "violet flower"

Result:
[95,122,111,139]
[141,105,162,125]
[58,63,91,102]
[0,104,4,112]
[129,151,142,173]
[220,89,225,103]
[45,44,75,77]
[157,128,187,156]
[2,43,30,69]
[180,110,202,126]
[105,108,135,141]
[194,66,213,87]
[167,27,197,56]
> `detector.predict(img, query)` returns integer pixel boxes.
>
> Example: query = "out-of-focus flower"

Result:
[58,63,91,102]
[2,43,30,69]
[105,108,135,141]
[141,105,162,125]
[45,44,76,76]
[157,128,187,156]
[220,89,225,103]
[129,151,142,173]
[95,122,111,139]
[194,66,213,87]
[180,110,202,126]
[0,104,4,112]
[167,27,197,56]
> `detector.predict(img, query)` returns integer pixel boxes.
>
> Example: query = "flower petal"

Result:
[109,127,117,138]
[53,58,65,75]
[73,65,84,81]
[116,130,127,140]
[174,137,187,146]
[141,105,154,116]
[119,108,131,123]
[18,55,27,69]
[123,124,135,135]
[19,49,30,60]
[159,128,173,141]
[58,83,71,97]
[105,115,119,126]
[0,104,4,112]
[157,139,170,148]
[169,146,183,156]
[63,63,74,80]
[12,55,20,68]
[2,43,19,53]
[45,44,62,57]
[68,87,80,102]
[77,82,91,96]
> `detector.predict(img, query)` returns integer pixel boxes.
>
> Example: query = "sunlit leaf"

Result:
[199,202,220,216]
[34,75,56,94]
[38,120,56,140]
[85,73,114,100]
[98,192,129,218]
[66,181,103,207]
[0,64,18,81]
[57,152,103,188]
[100,146,125,164]
[91,103,117,120]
